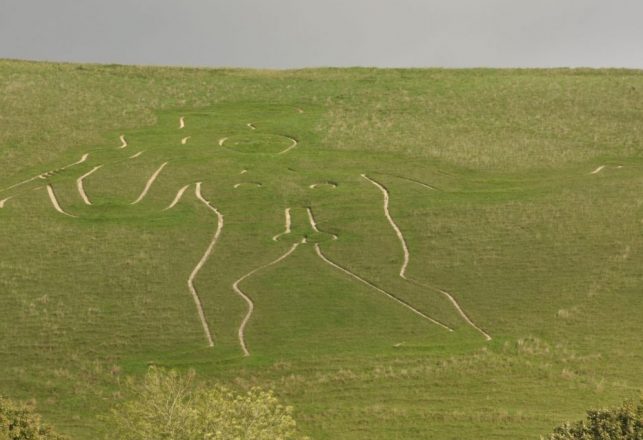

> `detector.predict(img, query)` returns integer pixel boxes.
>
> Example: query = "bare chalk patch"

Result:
[309,182,337,189]
[46,185,76,217]
[409,279,492,341]
[362,174,409,279]
[131,162,168,205]
[164,184,191,211]
[76,165,103,205]
[272,208,292,241]
[307,207,338,240]
[1,153,89,194]
[277,136,298,155]
[590,165,624,175]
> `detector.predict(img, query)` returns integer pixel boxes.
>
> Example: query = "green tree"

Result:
[0,396,66,440]
[109,367,306,440]
[544,400,643,440]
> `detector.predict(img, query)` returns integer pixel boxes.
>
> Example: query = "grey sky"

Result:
[1,0,642,69]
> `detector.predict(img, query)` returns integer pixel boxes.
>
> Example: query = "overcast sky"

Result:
[1,0,642,69]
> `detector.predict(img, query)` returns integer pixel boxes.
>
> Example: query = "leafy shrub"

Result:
[544,400,643,440]
[109,367,306,440]
[0,396,66,440]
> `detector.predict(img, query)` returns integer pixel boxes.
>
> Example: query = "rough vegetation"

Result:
[109,367,304,440]
[0,396,65,440]
[544,400,642,440]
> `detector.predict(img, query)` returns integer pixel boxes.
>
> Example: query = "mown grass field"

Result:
[0,60,642,439]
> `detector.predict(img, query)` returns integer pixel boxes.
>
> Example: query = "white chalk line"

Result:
[46,185,76,217]
[233,242,300,356]
[163,184,190,211]
[408,179,437,191]
[187,182,224,347]
[1,153,89,194]
[306,207,338,240]
[247,123,256,130]
[309,182,337,189]
[362,174,410,279]
[240,169,248,175]
[76,165,103,205]
[233,182,262,189]
[118,135,128,149]
[388,174,437,191]
[0,196,13,208]
[591,165,606,175]
[277,136,298,155]
[131,162,168,205]
[409,279,492,341]
[181,137,191,145]
[62,153,90,170]
[272,208,292,241]
[219,135,297,155]
[2,175,43,193]
[314,244,452,331]
[306,208,319,232]
[590,165,623,174]
[179,116,185,129]
[129,151,144,159]
[362,174,491,340]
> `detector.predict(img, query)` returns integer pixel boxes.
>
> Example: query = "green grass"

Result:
[0,60,642,439]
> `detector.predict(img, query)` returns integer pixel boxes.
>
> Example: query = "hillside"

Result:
[0,60,642,439]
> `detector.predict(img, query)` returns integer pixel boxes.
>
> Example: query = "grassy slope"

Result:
[0,60,642,439]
